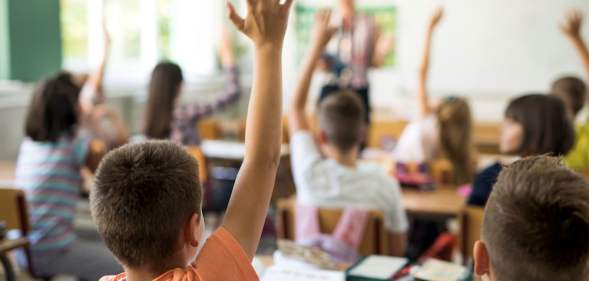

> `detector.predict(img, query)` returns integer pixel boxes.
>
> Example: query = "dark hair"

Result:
[317,91,365,152]
[505,94,575,156]
[437,97,475,184]
[91,141,201,269]
[144,62,184,140]
[482,156,589,281]
[551,76,587,116]
[25,72,81,142]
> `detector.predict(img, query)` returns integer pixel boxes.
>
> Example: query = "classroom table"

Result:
[201,140,290,162]
[200,140,295,202]
[0,237,28,281]
[401,187,465,219]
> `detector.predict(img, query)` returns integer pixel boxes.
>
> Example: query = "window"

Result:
[61,0,226,84]
[61,0,89,69]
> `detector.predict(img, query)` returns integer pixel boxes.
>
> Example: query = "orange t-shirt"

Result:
[100,227,259,281]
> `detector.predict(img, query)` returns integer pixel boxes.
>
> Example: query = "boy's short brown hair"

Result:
[317,91,366,152]
[551,76,587,116]
[482,156,589,281]
[91,141,201,268]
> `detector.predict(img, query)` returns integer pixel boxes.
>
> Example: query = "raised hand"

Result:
[561,9,583,39]
[428,6,444,31]
[311,10,338,49]
[218,27,236,67]
[102,15,111,49]
[227,0,294,48]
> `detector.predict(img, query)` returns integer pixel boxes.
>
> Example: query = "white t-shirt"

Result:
[393,115,440,163]
[290,131,409,233]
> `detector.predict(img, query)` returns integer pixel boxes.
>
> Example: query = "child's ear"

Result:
[317,130,328,145]
[184,213,202,247]
[474,240,492,278]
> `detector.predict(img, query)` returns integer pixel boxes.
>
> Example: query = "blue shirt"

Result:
[467,162,503,206]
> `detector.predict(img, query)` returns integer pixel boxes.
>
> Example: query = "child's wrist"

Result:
[255,43,283,56]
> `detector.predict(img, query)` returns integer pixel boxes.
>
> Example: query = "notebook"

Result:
[346,256,409,281]
[261,266,345,281]
[413,259,469,281]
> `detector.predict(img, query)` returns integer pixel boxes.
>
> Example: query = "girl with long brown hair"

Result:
[394,7,476,185]
[143,31,241,145]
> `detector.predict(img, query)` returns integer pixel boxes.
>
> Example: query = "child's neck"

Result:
[323,145,358,168]
[125,259,188,281]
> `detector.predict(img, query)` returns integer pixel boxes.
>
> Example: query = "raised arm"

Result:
[174,29,242,127]
[222,0,293,259]
[417,7,443,117]
[371,26,394,68]
[561,10,589,81]
[289,10,337,135]
[80,19,111,115]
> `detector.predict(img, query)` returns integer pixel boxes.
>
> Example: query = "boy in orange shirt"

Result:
[90,0,293,280]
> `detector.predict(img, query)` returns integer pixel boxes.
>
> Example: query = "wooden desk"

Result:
[0,238,28,254]
[402,187,465,219]
[200,140,295,204]
[201,140,290,161]
[0,162,15,186]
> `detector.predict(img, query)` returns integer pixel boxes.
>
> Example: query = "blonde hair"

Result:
[436,97,475,185]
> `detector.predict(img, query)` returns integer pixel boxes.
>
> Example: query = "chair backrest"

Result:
[197,118,221,140]
[186,147,209,183]
[459,206,485,264]
[0,187,29,235]
[276,197,389,256]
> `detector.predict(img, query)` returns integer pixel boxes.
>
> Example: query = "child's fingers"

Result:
[282,0,294,11]
[227,2,245,32]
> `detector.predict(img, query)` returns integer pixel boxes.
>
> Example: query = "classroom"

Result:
[1,0,589,281]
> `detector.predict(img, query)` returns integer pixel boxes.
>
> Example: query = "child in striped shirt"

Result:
[15,71,126,281]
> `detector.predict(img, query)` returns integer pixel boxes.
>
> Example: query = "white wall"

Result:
[284,0,589,121]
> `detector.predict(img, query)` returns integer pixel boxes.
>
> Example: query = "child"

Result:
[91,0,292,280]
[393,7,475,185]
[473,156,589,281]
[555,10,589,171]
[15,71,125,280]
[467,94,575,206]
[288,10,408,257]
[142,29,241,145]
[80,20,129,149]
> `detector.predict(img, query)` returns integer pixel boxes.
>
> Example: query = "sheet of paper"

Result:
[348,255,408,279]
[413,259,468,281]
[261,266,345,281]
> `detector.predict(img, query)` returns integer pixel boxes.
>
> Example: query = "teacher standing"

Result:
[320,0,392,124]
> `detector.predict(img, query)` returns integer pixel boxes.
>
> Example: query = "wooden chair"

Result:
[459,207,485,265]
[186,146,209,183]
[0,187,51,280]
[276,197,390,256]
[197,118,221,140]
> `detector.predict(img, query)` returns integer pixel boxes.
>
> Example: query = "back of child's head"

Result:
[505,94,575,156]
[436,97,474,184]
[25,72,81,143]
[91,141,201,269]
[144,62,184,140]
[482,156,589,281]
[551,76,587,116]
[317,91,365,152]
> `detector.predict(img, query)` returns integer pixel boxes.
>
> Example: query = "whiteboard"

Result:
[395,0,589,96]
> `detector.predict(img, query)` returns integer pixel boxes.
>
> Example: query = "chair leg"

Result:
[0,254,16,281]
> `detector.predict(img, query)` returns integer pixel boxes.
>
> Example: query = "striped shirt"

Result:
[15,134,90,253]
[170,67,241,146]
